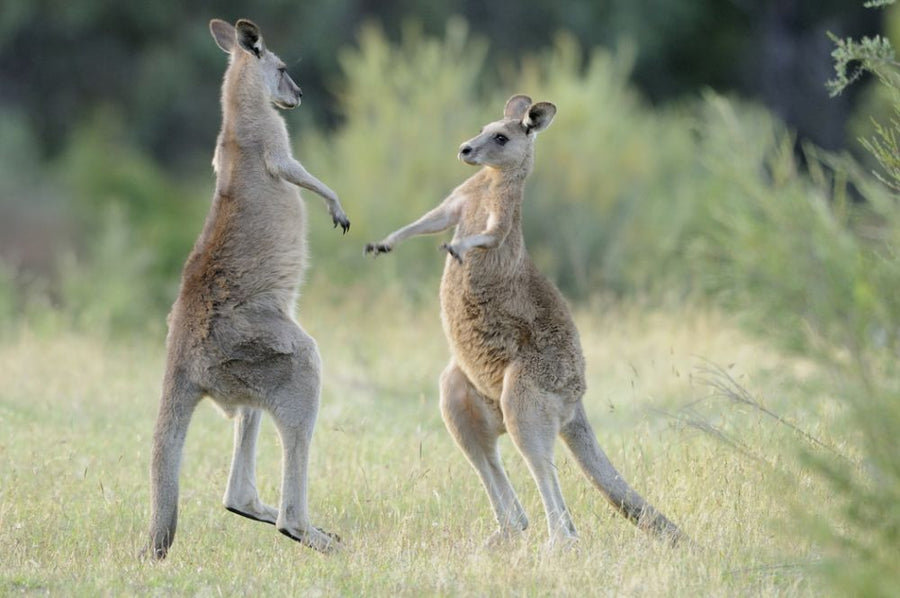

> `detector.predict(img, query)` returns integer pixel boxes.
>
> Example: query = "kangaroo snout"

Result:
[282,86,302,109]
[458,144,475,163]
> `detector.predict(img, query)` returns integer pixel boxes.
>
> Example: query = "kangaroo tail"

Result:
[561,402,686,545]
[143,368,200,560]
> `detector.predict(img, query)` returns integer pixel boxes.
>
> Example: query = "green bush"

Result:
[6,17,897,352]
[513,36,699,297]
[686,1,900,593]
[804,2,900,593]
[300,19,490,296]
[306,25,709,299]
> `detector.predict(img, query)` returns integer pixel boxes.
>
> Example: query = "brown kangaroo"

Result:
[365,95,685,548]
[142,18,348,559]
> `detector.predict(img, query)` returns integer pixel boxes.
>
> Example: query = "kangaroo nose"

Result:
[458,144,476,163]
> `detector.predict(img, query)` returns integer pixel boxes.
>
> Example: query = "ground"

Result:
[0,291,839,596]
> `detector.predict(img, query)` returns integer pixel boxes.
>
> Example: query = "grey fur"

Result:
[142,18,347,560]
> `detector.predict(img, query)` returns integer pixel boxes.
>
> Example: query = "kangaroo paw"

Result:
[364,242,392,256]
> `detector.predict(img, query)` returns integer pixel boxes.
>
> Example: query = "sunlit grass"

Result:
[0,292,843,595]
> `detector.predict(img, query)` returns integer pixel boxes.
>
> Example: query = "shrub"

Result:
[692,1,900,593]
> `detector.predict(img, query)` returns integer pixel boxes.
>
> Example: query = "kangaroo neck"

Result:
[220,57,274,138]
[485,165,528,219]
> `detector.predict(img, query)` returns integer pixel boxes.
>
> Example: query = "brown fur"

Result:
[142,18,348,560]
[366,95,686,548]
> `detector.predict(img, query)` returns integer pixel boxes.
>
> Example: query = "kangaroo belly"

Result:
[440,304,523,399]
[439,263,586,401]
[439,268,531,398]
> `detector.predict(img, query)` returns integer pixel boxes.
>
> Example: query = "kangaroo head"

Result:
[458,95,557,170]
[210,19,303,110]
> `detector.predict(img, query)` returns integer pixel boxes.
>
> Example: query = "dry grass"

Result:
[0,292,841,596]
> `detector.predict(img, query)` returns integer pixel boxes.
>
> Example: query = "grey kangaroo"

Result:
[143,18,348,559]
[365,95,685,548]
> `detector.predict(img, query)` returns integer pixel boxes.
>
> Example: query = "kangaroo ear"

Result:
[522,102,557,134]
[504,94,533,120]
[210,19,235,54]
[235,19,266,58]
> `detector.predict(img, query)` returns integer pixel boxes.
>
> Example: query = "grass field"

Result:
[1,290,844,596]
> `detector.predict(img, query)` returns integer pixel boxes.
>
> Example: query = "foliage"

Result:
[40,109,207,333]
[308,26,713,300]
[301,19,490,297]
[829,1,900,191]
[0,1,877,163]
[513,36,699,298]
[689,94,896,353]
[784,2,900,593]
[674,1,900,593]
[0,20,894,325]
[827,32,897,96]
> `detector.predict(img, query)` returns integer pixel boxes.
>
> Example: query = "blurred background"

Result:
[0,0,897,330]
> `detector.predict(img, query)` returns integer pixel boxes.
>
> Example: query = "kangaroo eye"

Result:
[493,133,508,146]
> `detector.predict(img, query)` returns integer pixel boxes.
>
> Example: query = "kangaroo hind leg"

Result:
[267,329,340,553]
[500,364,577,549]
[439,362,528,545]
[223,406,278,525]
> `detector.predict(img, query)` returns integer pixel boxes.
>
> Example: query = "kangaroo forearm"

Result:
[457,216,512,251]
[455,232,500,251]
[277,159,349,232]
[386,207,458,246]
[281,160,338,203]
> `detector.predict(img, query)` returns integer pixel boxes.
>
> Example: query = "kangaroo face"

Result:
[259,49,302,110]
[458,119,530,169]
[458,95,557,169]
[210,19,303,110]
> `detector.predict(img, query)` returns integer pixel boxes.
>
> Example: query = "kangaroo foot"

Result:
[224,496,278,525]
[277,523,341,553]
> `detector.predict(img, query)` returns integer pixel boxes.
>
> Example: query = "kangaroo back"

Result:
[561,403,685,545]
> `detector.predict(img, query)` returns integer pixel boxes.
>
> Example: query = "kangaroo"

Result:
[365,95,685,548]
[142,18,349,560]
